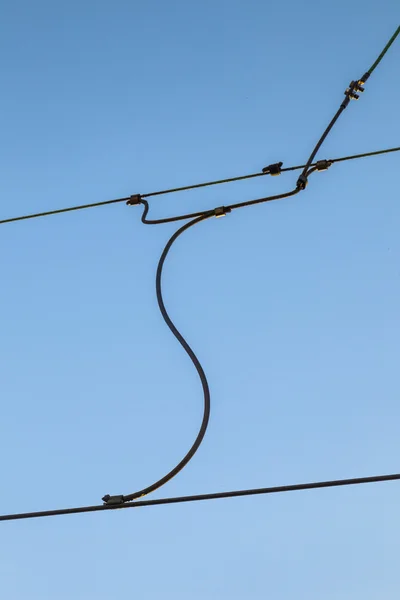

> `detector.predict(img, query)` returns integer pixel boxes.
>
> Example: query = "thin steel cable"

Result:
[330,146,400,163]
[103,211,215,505]
[1,472,399,522]
[0,147,398,226]
[0,197,130,225]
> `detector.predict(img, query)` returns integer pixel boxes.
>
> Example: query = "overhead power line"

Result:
[0,146,398,226]
[104,23,400,506]
[1,472,399,522]
[1,24,399,526]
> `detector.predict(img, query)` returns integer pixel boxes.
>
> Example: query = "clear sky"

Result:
[0,1,399,598]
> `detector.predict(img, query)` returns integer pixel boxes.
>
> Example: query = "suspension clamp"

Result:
[213,206,231,218]
[344,79,365,101]
[102,494,125,505]
[262,161,283,175]
[126,194,142,206]
[297,174,308,190]
[315,159,332,171]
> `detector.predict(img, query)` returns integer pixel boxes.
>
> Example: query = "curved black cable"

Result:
[135,171,318,225]
[139,198,207,224]
[103,211,215,505]
[297,107,345,189]
[103,181,315,505]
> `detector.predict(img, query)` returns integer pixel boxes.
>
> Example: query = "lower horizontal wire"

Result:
[1,472,399,522]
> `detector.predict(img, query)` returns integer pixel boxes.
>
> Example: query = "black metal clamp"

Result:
[213,206,231,218]
[315,159,332,171]
[126,194,142,206]
[102,494,125,506]
[262,161,283,176]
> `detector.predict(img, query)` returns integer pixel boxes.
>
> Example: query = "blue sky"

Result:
[0,1,399,598]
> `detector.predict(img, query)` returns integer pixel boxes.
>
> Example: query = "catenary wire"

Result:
[0,146,399,226]
[103,211,215,505]
[1,472,399,522]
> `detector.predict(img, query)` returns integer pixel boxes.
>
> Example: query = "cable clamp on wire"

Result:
[126,194,142,206]
[102,494,125,506]
[344,80,365,101]
[315,159,332,171]
[262,161,283,176]
[213,206,231,218]
[359,72,370,85]
[296,174,308,190]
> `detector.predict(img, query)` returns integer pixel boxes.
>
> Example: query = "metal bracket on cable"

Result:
[297,174,308,190]
[315,159,332,171]
[213,206,231,218]
[102,494,125,506]
[262,161,283,176]
[342,79,366,108]
[126,194,142,206]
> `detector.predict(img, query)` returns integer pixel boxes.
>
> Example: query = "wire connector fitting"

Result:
[102,494,125,505]
[296,174,308,190]
[344,80,365,101]
[126,194,142,206]
[262,161,283,176]
[359,72,370,86]
[315,159,332,171]
[213,206,231,218]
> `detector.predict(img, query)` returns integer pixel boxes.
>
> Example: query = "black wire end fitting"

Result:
[262,161,283,175]
[126,194,142,206]
[296,174,308,190]
[359,72,370,85]
[315,159,332,171]
[102,494,125,506]
[213,206,231,218]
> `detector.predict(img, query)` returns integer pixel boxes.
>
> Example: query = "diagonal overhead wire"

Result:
[297,25,400,190]
[366,25,400,75]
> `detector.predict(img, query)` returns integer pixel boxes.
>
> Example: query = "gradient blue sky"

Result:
[1,1,399,598]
